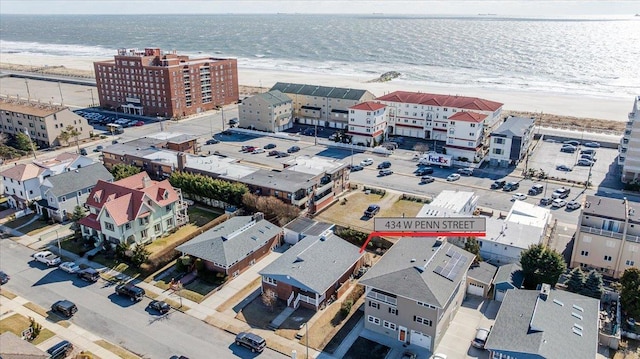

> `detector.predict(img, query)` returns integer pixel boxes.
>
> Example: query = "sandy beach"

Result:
[0,53,632,123]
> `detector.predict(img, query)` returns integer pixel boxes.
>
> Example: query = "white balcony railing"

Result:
[580,225,640,243]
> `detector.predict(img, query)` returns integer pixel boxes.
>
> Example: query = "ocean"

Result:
[1,14,639,99]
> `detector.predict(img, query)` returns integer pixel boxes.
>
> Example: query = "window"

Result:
[264,277,277,285]
[166,204,172,212]
[154,223,162,233]
[604,255,612,261]
[494,138,505,144]
[368,301,379,309]
[139,217,149,225]
[141,229,148,238]
[389,307,398,315]
[417,301,437,309]
[414,316,432,326]
[626,260,635,266]
[105,222,115,231]
[383,321,397,330]
[580,250,589,256]
[367,315,381,325]
[125,223,131,230]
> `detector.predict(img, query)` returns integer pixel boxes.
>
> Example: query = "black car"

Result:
[79,148,88,155]
[205,138,220,145]
[364,204,381,217]
[556,164,572,172]
[115,283,145,302]
[560,146,576,153]
[349,164,364,172]
[51,300,78,317]
[93,145,104,152]
[580,149,596,155]
[287,145,300,153]
[503,182,520,192]
[377,161,391,169]
[415,167,434,176]
[77,267,100,282]
[378,169,393,176]
[540,197,553,206]
[563,140,580,146]
[491,180,506,189]
[0,270,9,284]
[276,151,290,158]
[148,300,171,314]
[528,184,544,195]
[264,143,277,149]
[235,332,266,353]
[268,150,279,156]
[47,340,74,359]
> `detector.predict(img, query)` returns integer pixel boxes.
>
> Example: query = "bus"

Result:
[106,123,124,135]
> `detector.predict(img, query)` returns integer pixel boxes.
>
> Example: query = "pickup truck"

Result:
[33,251,61,266]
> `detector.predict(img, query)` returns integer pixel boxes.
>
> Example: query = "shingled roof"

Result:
[376,91,503,112]
[270,82,371,101]
[42,163,113,198]
[0,163,45,181]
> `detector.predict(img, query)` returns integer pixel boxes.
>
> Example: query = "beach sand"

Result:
[0,53,631,131]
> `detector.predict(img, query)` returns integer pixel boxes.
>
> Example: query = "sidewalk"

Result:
[0,293,122,359]
[2,222,322,358]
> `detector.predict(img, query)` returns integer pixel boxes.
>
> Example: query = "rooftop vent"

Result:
[539,283,551,300]
[572,312,583,320]
[573,304,584,312]
[553,299,564,306]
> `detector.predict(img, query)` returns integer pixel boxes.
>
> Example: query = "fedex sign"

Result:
[425,152,452,167]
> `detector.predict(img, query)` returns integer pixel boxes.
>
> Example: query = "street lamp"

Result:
[23,128,37,159]
[302,322,309,359]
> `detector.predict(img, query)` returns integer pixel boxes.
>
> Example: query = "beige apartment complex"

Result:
[619,96,640,183]
[0,96,93,148]
[571,195,640,278]
[238,90,293,132]
[94,48,238,119]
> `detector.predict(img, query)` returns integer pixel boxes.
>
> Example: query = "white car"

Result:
[252,148,265,154]
[360,158,374,166]
[446,173,461,181]
[512,193,527,201]
[567,200,581,210]
[59,262,81,274]
[552,199,567,208]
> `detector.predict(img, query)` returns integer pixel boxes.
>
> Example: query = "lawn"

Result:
[323,309,364,354]
[275,307,315,339]
[236,296,287,329]
[188,206,222,227]
[216,277,262,312]
[0,313,56,345]
[343,337,390,359]
[94,339,140,359]
[3,213,37,229]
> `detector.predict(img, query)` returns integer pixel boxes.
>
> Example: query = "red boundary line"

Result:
[360,231,487,253]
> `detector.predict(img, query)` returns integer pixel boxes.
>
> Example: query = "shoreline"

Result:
[0,53,632,123]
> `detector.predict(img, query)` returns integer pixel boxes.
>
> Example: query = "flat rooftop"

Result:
[285,155,347,175]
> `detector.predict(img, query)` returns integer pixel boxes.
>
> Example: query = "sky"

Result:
[0,0,638,16]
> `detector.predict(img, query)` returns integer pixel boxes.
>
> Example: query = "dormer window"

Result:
[93,193,100,202]
[163,191,169,200]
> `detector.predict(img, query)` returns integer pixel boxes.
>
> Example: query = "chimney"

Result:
[142,175,152,188]
[177,152,187,171]
[253,212,264,222]
[539,283,551,301]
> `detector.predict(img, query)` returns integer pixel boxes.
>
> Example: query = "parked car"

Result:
[276,151,290,158]
[563,140,580,146]
[378,169,394,176]
[377,161,391,169]
[528,184,544,195]
[349,164,364,172]
[51,300,78,317]
[360,158,374,166]
[59,262,81,274]
[79,148,88,155]
[552,187,571,199]
[560,146,577,153]
[401,351,417,359]
[235,332,266,353]
[556,165,572,171]
[268,150,279,156]
[364,204,381,217]
[577,159,595,166]
[512,193,527,201]
[567,200,582,210]
[242,146,256,153]
[93,145,104,152]
[252,148,265,154]
[228,118,239,125]
[552,199,567,208]
[580,149,596,155]
[47,340,74,359]
[446,173,461,181]
[472,328,490,349]
[77,268,100,282]
[287,145,300,153]
[491,180,506,189]
[503,182,520,192]
[580,154,596,162]
[134,121,145,126]
[205,138,220,145]
[33,251,61,266]
[264,143,276,149]
[0,270,10,284]
[421,175,435,184]
[148,300,171,314]
[415,167,434,176]
[584,141,601,148]
[540,197,553,206]
[458,167,474,176]
[115,283,145,302]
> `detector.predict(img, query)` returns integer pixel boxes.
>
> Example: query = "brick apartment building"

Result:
[93,48,238,119]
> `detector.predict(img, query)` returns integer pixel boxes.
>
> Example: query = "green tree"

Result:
[464,237,482,264]
[70,205,87,237]
[15,131,37,152]
[620,267,640,320]
[581,270,604,299]
[169,171,247,207]
[59,125,81,152]
[520,244,566,289]
[58,130,71,146]
[110,163,141,181]
[566,267,586,293]
[130,243,150,268]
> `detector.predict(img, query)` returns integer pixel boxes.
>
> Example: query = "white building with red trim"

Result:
[347,102,388,147]
[445,111,487,162]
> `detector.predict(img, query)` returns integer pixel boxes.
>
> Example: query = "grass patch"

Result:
[94,339,140,359]
[3,213,37,229]
[163,297,190,312]
[317,192,384,232]
[188,206,222,226]
[0,289,17,299]
[275,307,315,339]
[216,277,261,312]
[343,337,390,359]
[178,289,204,304]
[236,297,286,329]
[184,278,219,297]
[22,302,49,318]
[23,220,58,236]
[386,199,424,218]
[0,313,56,345]
[145,224,199,257]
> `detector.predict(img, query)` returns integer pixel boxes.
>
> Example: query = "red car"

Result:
[134,121,145,126]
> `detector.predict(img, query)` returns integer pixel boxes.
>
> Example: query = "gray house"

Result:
[239,90,293,132]
[35,163,113,222]
[259,233,364,311]
[176,213,282,277]
[282,217,334,244]
[485,285,599,359]
[466,261,497,298]
[359,237,474,351]
[493,262,525,301]
[488,116,535,167]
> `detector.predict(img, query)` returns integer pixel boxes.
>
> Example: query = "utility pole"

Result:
[24,128,37,159]
[89,89,95,107]
[221,106,225,131]
[24,79,31,100]
[57,82,64,105]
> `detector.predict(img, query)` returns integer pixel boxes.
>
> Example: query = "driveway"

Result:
[434,295,500,359]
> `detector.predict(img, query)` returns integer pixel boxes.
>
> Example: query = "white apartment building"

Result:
[619,96,640,183]
[445,111,486,162]
[347,101,387,147]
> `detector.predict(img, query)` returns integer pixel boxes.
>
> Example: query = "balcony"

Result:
[316,180,334,194]
[578,225,640,243]
[291,194,309,207]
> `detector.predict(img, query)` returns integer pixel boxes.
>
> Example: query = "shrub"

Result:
[340,299,353,317]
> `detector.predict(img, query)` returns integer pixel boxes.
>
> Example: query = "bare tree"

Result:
[413,143,429,154]
[0,132,7,146]
[261,288,278,312]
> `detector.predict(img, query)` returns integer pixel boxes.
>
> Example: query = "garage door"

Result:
[410,330,431,350]
[467,282,484,297]
[495,289,506,302]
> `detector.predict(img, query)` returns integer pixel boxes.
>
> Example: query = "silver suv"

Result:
[235,332,266,353]
[551,187,571,199]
